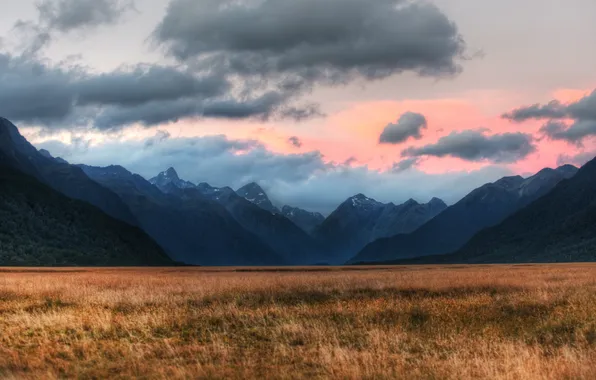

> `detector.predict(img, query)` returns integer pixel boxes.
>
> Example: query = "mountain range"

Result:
[314,194,447,263]
[396,157,596,264]
[350,165,578,264]
[80,165,285,266]
[1,116,595,267]
[148,172,327,265]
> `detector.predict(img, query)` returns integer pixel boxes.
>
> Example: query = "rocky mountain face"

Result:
[236,182,280,214]
[79,165,285,266]
[281,206,325,234]
[155,173,328,265]
[314,194,447,264]
[351,165,579,264]
[149,167,195,190]
[371,197,447,241]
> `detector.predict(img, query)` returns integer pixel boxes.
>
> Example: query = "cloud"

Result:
[504,89,596,145]
[0,53,314,130]
[35,131,514,214]
[92,90,294,130]
[36,0,135,33]
[502,100,567,122]
[143,130,171,148]
[279,104,323,121]
[557,151,596,167]
[379,112,427,144]
[402,130,536,163]
[288,136,302,148]
[154,0,467,84]
[0,53,80,126]
[3,0,467,131]
[567,89,596,121]
[9,0,135,55]
[391,157,420,172]
[540,120,596,146]
[76,65,229,107]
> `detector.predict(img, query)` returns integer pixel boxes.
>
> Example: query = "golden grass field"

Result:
[2,264,596,379]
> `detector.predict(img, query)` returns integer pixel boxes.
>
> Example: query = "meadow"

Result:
[1,264,596,379]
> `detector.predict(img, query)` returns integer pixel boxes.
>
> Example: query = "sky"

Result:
[1,0,596,214]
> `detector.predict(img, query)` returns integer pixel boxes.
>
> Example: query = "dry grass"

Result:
[2,264,596,379]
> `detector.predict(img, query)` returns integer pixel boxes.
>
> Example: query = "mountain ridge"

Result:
[80,164,286,266]
[314,194,447,264]
[350,164,579,264]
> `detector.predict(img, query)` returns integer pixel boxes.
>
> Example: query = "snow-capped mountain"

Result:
[281,206,325,234]
[352,164,579,264]
[149,167,196,191]
[236,182,280,214]
[314,194,446,264]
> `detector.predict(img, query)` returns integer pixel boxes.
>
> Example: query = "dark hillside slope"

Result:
[0,163,173,266]
[428,156,596,263]
[0,117,137,225]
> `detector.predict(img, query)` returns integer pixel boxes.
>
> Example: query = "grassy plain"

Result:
[1,264,596,379]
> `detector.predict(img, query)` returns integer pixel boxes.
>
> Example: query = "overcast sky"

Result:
[1,0,595,214]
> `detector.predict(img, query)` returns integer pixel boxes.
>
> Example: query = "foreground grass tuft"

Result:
[1,264,596,379]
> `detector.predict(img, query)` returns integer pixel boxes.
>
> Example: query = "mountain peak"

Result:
[38,149,53,159]
[0,117,17,133]
[162,167,180,181]
[555,164,579,178]
[494,175,524,189]
[0,117,38,156]
[429,197,446,206]
[236,182,279,213]
[281,205,325,234]
[346,193,382,209]
[37,148,68,164]
[149,167,195,192]
[238,182,265,193]
[403,198,419,207]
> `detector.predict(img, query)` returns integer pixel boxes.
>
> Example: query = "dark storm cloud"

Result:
[279,104,323,122]
[2,0,469,130]
[502,100,568,122]
[567,89,596,121]
[36,0,135,33]
[154,0,467,83]
[502,89,596,123]
[0,52,312,130]
[504,89,596,145]
[76,65,230,107]
[288,136,302,148]
[92,91,294,130]
[540,120,596,145]
[379,112,427,144]
[0,53,79,125]
[402,130,535,163]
